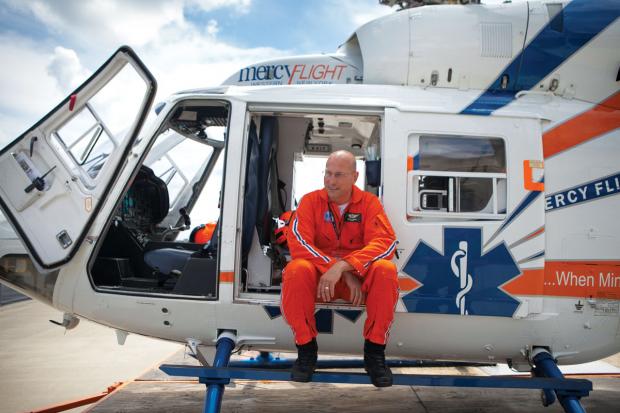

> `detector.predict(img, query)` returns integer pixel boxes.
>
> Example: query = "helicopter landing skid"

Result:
[160,339,591,413]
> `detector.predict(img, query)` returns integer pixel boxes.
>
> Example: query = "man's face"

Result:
[324,155,358,204]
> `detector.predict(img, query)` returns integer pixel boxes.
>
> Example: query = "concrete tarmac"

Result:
[85,350,620,413]
[1,299,619,413]
[0,300,181,413]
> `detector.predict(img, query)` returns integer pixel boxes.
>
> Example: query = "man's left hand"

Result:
[343,271,365,306]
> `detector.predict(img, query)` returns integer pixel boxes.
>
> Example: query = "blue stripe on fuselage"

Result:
[462,0,620,116]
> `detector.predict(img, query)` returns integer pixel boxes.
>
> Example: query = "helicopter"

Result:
[0,1,618,410]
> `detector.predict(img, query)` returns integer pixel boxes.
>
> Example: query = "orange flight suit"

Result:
[281,185,399,345]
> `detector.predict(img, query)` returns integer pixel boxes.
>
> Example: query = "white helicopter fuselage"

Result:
[0,0,618,370]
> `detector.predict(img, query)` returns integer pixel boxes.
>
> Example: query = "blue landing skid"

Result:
[160,349,592,413]
[225,351,493,369]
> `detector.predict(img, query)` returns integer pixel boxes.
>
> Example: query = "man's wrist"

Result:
[336,259,354,272]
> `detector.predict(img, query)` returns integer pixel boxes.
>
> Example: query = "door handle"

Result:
[24,165,56,193]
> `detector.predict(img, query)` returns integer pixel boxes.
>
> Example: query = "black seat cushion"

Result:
[144,248,194,276]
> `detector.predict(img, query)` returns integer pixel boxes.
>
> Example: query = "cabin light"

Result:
[549,78,559,92]
[500,74,509,89]
[338,121,353,128]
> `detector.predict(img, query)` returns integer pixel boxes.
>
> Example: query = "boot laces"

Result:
[366,351,388,371]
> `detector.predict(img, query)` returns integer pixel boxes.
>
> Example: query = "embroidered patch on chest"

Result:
[324,211,334,222]
[344,212,362,223]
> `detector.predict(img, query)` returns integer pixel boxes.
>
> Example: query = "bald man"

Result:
[282,150,399,387]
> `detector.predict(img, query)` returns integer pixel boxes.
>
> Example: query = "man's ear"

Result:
[354,171,360,182]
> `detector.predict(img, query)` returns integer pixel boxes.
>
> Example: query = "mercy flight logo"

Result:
[401,227,521,317]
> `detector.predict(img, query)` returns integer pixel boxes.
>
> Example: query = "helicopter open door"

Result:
[0,46,156,270]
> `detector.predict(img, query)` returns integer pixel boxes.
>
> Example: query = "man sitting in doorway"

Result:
[281,150,399,387]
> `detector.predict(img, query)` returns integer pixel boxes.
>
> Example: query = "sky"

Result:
[0,0,399,146]
[0,0,513,235]
[0,0,513,147]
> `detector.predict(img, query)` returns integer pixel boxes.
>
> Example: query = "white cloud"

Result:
[3,0,253,50]
[206,19,220,36]
[188,0,251,14]
[0,34,65,145]
[47,46,91,90]
[326,0,394,30]
[140,21,288,99]
[350,6,393,28]
[0,0,286,147]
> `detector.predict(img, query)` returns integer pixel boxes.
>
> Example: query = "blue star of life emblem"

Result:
[401,227,521,317]
[264,306,362,334]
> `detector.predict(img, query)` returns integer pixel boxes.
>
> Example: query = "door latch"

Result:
[56,230,72,249]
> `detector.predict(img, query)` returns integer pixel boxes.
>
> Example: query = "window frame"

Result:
[407,133,508,220]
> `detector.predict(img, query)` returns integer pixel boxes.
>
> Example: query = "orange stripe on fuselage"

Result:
[504,261,620,299]
[503,268,544,296]
[543,92,620,159]
[398,276,420,293]
[526,226,545,241]
[220,271,234,283]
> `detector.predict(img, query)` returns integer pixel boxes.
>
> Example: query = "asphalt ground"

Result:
[1,299,619,413]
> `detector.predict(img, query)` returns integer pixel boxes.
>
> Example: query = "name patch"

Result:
[344,213,362,223]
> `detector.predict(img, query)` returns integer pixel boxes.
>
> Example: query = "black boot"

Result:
[364,340,393,387]
[291,338,318,382]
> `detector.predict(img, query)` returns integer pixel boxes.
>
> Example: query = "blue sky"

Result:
[0,0,395,145]
[0,0,512,146]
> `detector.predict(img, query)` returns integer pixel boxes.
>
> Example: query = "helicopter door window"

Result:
[49,64,148,188]
[406,134,507,220]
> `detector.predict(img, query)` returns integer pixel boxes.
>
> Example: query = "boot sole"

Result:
[291,373,314,382]
[365,367,393,387]
[370,378,393,387]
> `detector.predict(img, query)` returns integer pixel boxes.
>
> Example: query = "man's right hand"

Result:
[343,271,365,306]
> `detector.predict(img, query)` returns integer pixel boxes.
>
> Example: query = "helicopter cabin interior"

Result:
[89,99,506,303]
[88,100,382,301]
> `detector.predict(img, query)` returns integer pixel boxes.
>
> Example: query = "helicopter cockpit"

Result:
[90,101,228,299]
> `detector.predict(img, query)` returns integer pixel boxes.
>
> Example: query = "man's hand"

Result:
[343,271,365,306]
[317,260,352,302]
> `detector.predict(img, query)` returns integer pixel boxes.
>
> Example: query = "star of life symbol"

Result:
[451,241,473,315]
[401,227,521,318]
[263,306,362,334]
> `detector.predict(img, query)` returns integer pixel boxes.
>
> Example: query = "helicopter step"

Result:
[160,337,592,413]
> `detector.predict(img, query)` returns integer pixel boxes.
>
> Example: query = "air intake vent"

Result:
[480,23,512,58]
